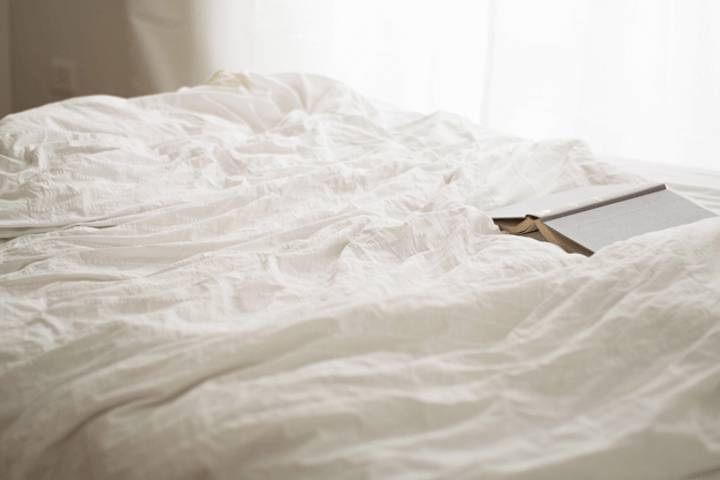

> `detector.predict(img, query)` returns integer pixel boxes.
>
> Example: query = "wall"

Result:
[11,0,133,112]
[8,0,245,113]
[0,0,11,117]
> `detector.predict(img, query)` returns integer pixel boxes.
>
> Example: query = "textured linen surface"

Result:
[0,72,719,480]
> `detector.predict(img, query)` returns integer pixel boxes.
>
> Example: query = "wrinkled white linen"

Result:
[0,72,719,480]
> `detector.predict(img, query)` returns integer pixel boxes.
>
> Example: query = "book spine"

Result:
[542,183,666,221]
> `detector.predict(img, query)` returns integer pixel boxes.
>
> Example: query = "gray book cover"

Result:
[490,183,716,254]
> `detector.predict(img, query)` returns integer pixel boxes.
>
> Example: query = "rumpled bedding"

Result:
[0,72,718,480]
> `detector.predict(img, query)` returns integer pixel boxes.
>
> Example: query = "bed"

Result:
[1,72,719,480]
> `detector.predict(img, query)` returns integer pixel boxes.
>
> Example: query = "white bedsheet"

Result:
[1,72,719,480]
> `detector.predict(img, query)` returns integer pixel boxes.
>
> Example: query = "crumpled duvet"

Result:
[0,72,718,480]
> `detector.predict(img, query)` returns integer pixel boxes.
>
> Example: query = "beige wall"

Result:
[6,0,243,113]
[10,0,135,113]
[0,0,11,117]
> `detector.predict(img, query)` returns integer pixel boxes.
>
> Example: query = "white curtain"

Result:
[488,0,720,170]
[128,0,720,170]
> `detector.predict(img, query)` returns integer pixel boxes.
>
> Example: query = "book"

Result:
[488,183,716,255]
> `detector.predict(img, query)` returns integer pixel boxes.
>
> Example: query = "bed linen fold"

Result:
[1,72,718,480]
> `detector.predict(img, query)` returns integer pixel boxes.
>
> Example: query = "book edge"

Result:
[490,183,667,222]
[541,183,667,221]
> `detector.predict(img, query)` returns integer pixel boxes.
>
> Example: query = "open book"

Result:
[489,183,716,255]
